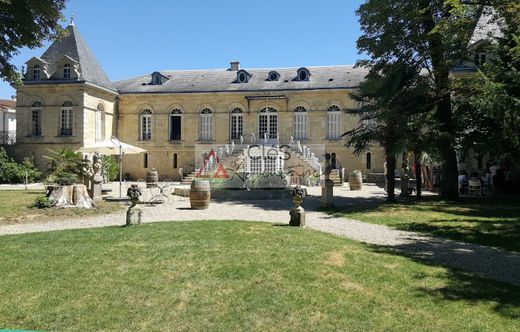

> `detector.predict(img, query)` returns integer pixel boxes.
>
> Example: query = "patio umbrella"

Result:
[78,137,146,198]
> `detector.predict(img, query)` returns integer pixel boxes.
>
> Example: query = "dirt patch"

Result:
[323,251,345,267]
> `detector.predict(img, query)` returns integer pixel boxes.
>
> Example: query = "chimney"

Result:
[230,61,240,71]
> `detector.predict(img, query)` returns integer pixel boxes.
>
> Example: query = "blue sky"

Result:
[0,0,364,99]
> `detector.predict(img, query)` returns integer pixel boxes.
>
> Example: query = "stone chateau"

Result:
[12,22,383,180]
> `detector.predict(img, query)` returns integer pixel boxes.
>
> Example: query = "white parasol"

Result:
[78,137,146,198]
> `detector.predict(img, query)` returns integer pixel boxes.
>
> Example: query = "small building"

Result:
[0,98,16,145]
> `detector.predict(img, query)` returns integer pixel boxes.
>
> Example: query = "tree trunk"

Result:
[385,152,397,203]
[49,184,95,208]
[414,150,422,199]
[423,4,459,200]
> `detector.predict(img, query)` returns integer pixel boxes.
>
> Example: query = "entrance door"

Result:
[258,107,278,144]
[331,153,337,169]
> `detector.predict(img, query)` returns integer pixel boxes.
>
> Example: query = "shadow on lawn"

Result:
[324,195,520,252]
[369,242,520,319]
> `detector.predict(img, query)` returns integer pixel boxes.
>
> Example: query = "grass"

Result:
[0,190,123,225]
[0,220,519,331]
[327,195,520,252]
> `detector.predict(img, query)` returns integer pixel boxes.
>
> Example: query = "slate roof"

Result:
[468,6,504,47]
[114,65,368,94]
[37,24,116,92]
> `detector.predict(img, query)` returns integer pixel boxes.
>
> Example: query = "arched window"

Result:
[296,67,310,81]
[293,106,308,140]
[327,105,341,139]
[258,107,278,141]
[169,109,182,141]
[33,65,41,80]
[230,107,243,140]
[140,109,152,141]
[95,104,105,141]
[31,101,42,136]
[366,152,372,170]
[60,100,73,136]
[199,108,213,141]
[63,63,71,79]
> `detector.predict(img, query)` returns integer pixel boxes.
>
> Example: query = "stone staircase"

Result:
[328,170,343,187]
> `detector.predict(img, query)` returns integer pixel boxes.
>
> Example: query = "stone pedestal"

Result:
[126,205,143,226]
[290,206,306,227]
[321,179,334,208]
[90,174,103,201]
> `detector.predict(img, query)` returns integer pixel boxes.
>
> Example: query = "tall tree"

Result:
[0,0,67,84]
[356,0,481,200]
[343,63,432,202]
[453,2,520,162]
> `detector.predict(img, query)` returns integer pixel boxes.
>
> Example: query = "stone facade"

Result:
[12,23,385,179]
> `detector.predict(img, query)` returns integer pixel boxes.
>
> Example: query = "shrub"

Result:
[56,172,78,186]
[102,155,119,182]
[0,147,41,184]
[43,148,89,185]
[33,195,51,209]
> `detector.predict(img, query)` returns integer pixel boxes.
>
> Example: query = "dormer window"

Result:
[236,70,251,83]
[33,65,41,80]
[63,63,71,79]
[296,67,310,81]
[150,72,168,85]
[267,71,280,81]
[474,52,487,66]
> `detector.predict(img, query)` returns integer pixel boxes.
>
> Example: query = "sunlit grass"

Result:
[0,221,519,331]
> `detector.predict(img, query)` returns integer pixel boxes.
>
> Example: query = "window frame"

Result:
[326,105,341,140]
[30,101,42,136]
[293,106,308,140]
[199,108,213,141]
[230,107,243,140]
[169,109,182,141]
[140,109,153,141]
[63,63,71,79]
[59,101,73,136]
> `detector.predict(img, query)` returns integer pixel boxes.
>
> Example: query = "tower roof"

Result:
[39,24,116,92]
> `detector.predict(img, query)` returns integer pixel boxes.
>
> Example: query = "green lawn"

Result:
[327,196,520,252]
[0,221,519,331]
[0,190,123,225]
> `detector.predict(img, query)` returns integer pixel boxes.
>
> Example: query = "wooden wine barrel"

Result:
[190,179,211,209]
[146,168,159,188]
[349,171,363,190]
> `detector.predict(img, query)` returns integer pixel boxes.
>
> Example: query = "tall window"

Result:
[230,108,243,140]
[140,109,152,141]
[63,63,71,79]
[33,65,40,80]
[31,101,42,136]
[143,153,149,168]
[60,101,73,136]
[95,104,105,141]
[293,106,308,140]
[327,105,341,139]
[258,107,278,141]
[366,152,372,170]
[169,109,182,141]
[199,108,213,141]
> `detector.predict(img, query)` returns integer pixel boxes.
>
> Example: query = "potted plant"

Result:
[127,184,142,206]
[291,186,306,208]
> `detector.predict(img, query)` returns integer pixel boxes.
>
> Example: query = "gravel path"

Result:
[1,184,519,286]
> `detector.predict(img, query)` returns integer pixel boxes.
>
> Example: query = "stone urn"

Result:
[126,184,142,226]
[290,187,306,227]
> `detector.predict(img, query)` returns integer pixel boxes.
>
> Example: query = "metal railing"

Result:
[0,131,16,145]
